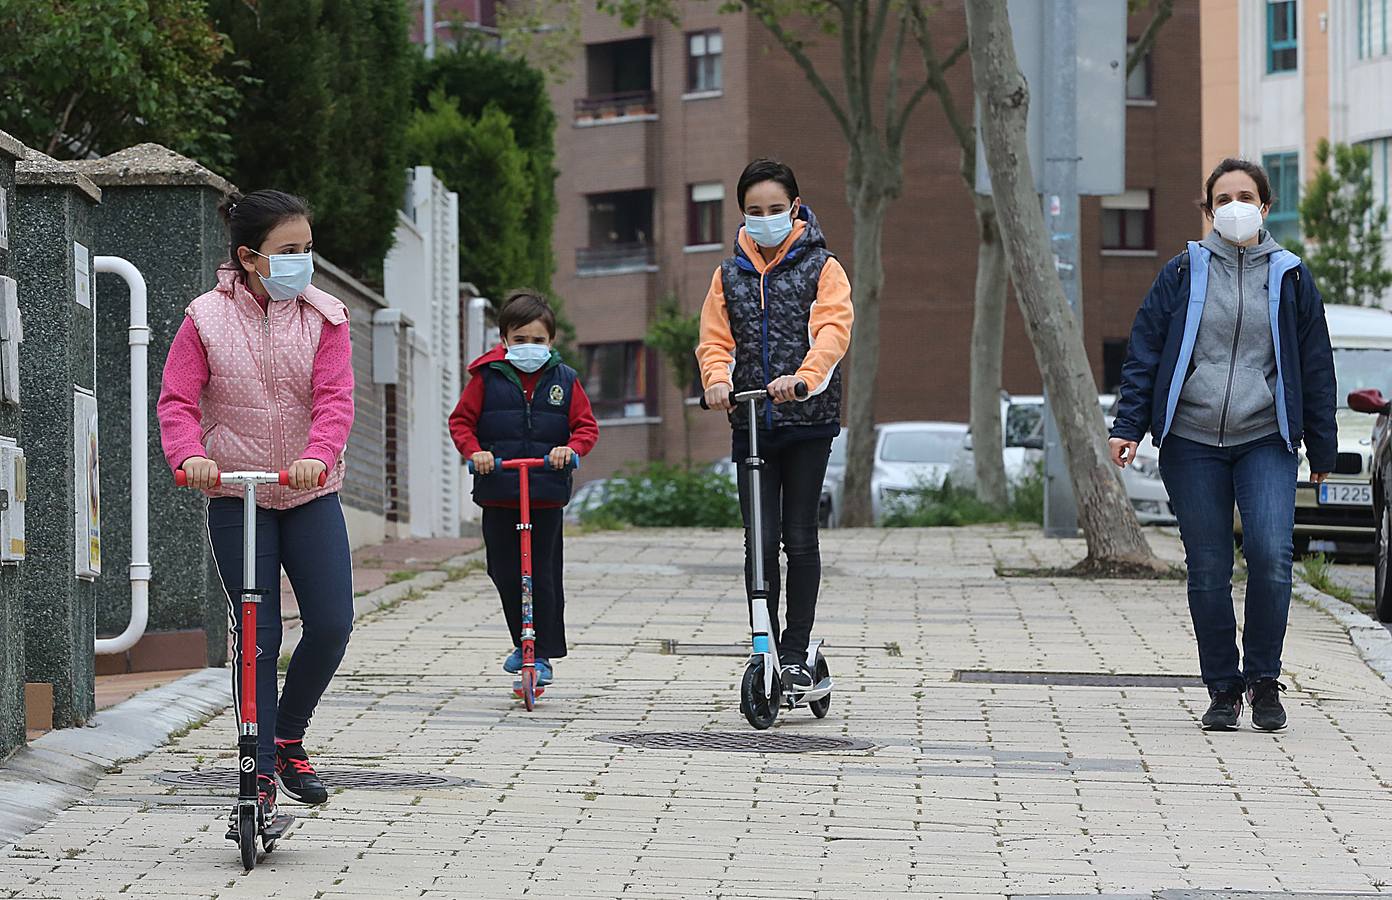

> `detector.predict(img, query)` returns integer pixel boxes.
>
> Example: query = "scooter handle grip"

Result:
[175,469,222,488]
[699,382,807,410]
[277,470,329,487]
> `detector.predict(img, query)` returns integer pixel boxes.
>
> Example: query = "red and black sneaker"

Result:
[275,739,329,805]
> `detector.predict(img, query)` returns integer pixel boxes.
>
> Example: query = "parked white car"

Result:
[1102,415,1175,525]
[821,424,969,525]
[948,393,1116,493]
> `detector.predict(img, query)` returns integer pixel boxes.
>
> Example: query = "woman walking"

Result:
[1109,158,1336,732]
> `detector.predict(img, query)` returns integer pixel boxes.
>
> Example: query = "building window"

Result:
[1359,0,1390,59]
[578,189,656,275]
[580,342,653,419]
[1126,41,1152,100]
[1267,1,1298,73]
[576,38,655,120]
[1263,152,1301,244]
[1101,189,1154,251]
[688,183,724,247]
[1363,138,1392,230]
[687,30,723,94]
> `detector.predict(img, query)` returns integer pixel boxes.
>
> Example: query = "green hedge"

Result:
[882,466,1044,528]
[581,463,741,528]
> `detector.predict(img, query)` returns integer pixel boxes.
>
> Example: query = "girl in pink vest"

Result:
[157,189,355,823]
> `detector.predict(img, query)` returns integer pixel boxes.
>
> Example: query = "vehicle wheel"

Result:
[808,654,831,719]
[238,806,257,871]
[1292,535,1311,559]
[740,661,779,730]
[1377,506,1392,623]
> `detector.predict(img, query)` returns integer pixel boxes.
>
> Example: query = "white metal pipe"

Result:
[94,256,150,655]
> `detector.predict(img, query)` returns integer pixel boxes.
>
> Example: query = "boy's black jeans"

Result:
[733,429,834,662]
[482,505,568,659]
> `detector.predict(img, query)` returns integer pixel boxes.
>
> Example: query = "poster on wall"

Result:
[73,388,100,579]
[73,241,90,308]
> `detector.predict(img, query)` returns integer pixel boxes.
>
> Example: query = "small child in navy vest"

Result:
[449,291,600,686]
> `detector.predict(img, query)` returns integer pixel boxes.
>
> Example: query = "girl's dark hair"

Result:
[498,289,556,339]
[737,158,799,209]
[218,189,313,277]
[1200,158,1274,216]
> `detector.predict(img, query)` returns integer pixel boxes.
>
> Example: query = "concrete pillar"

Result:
[12,151,102,729]
[0,130,27,755]
[70,144,236,672]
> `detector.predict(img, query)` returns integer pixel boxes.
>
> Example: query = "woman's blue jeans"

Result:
[1159,434,1297,694]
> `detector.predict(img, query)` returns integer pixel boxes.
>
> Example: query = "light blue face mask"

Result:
[506,342,551,373]
[252,250,314,302]
[744,209,795,248]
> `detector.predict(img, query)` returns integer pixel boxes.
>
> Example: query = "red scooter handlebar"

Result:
[467,456,581,475]
[175,469,328,488]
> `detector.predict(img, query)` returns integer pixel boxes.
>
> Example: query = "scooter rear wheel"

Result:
[238,806,257,871]
[740,660,779,730]
[809,654,831,719]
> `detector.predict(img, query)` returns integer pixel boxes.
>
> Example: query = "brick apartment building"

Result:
[546,1,1203,479]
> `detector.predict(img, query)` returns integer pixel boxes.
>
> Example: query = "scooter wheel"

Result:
[809,654,831,719]
[238,806,257,871]
[520,667,537,712]
[741,660,779,730]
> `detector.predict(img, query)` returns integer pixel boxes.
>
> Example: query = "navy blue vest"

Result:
[473,360,577,506]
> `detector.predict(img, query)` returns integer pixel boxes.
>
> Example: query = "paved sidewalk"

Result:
[7,526,1392,898]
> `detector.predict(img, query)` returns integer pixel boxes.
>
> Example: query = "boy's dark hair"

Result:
[497,289,556,339]
[218,189,313,277]
[1199,158,1274,216]
[737,158,799,210]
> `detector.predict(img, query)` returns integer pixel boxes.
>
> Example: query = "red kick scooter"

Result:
[467,455,578,711]
[176,467,325,870]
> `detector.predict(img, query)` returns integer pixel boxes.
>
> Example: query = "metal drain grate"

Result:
[152,769,472,790]
[591,731,874,753]
[954,670,1203,688]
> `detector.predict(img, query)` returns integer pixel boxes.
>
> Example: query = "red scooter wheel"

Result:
[513,668,538,711]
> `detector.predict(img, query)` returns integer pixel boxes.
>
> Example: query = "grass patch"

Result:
[1298,551,1354,603]
[884,642,903,657]
[385,570,416,585]
[444,560,485,582]
[883,467,1044,528]
[165,709,219,744]
[569,510,630,534]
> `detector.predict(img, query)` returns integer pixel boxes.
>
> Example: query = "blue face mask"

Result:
[506,342,551,373]
[744,209,795,248]
[252,250,313,302]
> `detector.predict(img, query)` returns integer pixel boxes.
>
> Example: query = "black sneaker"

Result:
[225,775,277,841]
[275,739,329,805]
[781,662,814,690]
[1201,689,1244,731]
[1248,679,1288,731]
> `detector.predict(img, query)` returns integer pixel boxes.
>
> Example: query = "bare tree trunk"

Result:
[970,199,1009,508]
[839,177,890,528]
[965,0,1162,570]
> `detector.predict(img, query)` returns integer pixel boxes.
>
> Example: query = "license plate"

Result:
[1318,482,1372,506]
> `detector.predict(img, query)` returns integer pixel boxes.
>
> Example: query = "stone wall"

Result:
[0,131,26,756]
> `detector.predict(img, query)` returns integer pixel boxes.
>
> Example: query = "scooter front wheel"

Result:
[519,668,537,711]
[238,806,257,871]
[809,654,831,719]
[740,660,779,730]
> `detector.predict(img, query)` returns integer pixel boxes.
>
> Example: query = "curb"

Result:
[0,550,481,849]
[1293,580,1392,687]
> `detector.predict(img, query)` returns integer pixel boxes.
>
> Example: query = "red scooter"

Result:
[176,467,325,870]
[467,455,578,711]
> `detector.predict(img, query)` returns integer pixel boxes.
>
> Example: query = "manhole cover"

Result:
[591,731,874,753]
[152,769,472,790]
[955,670,1202,688]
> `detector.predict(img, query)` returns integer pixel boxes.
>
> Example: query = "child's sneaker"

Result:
[502,647,523,674]
[275,739,328,805]
[534,658,554,686]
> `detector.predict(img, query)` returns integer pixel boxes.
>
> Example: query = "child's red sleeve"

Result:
[449,375,486,457]
[567,380,600,456]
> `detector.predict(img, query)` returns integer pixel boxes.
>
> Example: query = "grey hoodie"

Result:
[1169,229,1284,448]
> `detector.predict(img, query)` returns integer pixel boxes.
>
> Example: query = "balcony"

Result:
[574,91,657,125]
[576,242,656,277]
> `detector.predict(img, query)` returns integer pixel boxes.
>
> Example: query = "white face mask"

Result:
[1213,201,1264,244]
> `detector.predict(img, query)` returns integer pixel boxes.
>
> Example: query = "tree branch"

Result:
[908,3,973,159]
[746,0,854,140]
[1127,0,1173,76]
[863,0,892,113]
[886,9,908,135]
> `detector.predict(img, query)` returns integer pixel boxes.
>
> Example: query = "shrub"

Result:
[581,463,741,528]
[883,464,1044,528]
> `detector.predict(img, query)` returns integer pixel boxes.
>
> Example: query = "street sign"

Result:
[974,0,1127,197]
